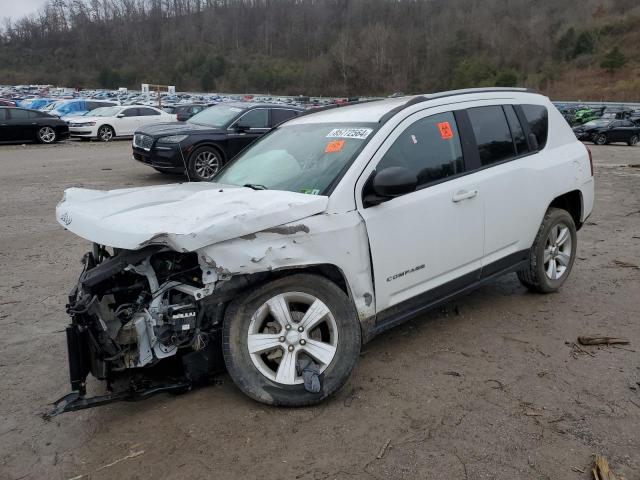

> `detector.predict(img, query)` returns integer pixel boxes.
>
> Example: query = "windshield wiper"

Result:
[243,183,268,190]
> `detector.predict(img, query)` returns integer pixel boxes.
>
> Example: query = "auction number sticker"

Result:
[437,122,453,140]
[325,140,345,153]
[326,128,373,140]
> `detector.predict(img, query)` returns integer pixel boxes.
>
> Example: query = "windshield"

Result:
[215,123,375,194]
[188,105,241,127]
[88,106,121,117]
[584,120,608,127]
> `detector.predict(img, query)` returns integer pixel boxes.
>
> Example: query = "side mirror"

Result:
[364,166,417,207]
[116,113,125,118]
[234,124,250,132]
[528,132,539,151]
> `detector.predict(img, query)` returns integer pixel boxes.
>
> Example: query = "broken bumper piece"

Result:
[45,381,191,419]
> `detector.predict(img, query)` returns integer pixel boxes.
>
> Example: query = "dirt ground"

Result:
[0,139,639,480]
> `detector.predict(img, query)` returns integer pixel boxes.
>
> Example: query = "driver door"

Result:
[116,107,140,135]
[357,110,484,314]
[227,108,270,158]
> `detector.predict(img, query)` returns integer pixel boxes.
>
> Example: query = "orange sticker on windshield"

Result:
[437,121,453,140]
[325,140,345,153]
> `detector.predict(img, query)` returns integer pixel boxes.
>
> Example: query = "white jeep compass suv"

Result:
[53,88,594,414]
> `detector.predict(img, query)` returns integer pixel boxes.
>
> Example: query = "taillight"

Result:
[586,146,594,176]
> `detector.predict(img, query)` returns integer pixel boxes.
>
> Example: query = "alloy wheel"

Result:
[39,126,56,143]
[98,126,113,141]
[630,135,639,146]
[247,292,339,385]
[595,134,607,145]
[543,222,572,280]
[193,150,221,180]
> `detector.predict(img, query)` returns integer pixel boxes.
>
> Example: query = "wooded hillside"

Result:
[1,0,639,100]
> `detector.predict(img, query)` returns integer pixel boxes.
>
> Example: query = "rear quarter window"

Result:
[521,104,548,149]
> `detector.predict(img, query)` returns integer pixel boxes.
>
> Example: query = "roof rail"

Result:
[378,87,535,125]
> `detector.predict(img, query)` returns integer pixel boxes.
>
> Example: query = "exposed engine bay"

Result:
[49,244,227,416]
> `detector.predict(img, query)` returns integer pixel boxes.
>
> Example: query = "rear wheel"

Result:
[37,126,57,144]
[594,134,608,145]
[188,146,224,181]
[97,125,114,142]
[628,135,639,146]
[518,208,577,293]
[223,274,361,406]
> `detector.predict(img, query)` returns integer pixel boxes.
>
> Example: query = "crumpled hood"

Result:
[56,183,328,251]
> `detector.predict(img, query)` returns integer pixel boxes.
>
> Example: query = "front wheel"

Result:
[628,135,638,146]
[187,146,223,181]
[223,274,361,406]
[37,126,57,144]
[594,134,608,145]
[97,125,114,142]
[517,208,577,293]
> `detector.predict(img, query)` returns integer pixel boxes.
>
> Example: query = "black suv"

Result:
[132,103,303,181]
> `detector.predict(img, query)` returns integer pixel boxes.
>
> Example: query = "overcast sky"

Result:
[2,0,47,21]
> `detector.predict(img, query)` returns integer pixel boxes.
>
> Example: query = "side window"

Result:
[9,109,30,120]
[138,107,160,116]
[236,109,269,129]
[504,105,529,155]
[377,111,464,187]
[0,109,7,121]
[27,110,42,119]
[123,108,139,117]
[467,106,516,166]
[521,104,548,149]
[271,109,299,127]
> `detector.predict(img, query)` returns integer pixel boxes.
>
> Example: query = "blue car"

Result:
[45,99,118,118]
[20,98,56,110]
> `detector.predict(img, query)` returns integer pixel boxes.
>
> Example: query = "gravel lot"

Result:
[0,140,639,480]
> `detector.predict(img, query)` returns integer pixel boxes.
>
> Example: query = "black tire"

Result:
[628,135,639,146]
[97,125,115,142]
[594,133,608,145]
[187,146,224,182]
[37,126,57,144]
[223,274,361,406]
[517,208,577,293]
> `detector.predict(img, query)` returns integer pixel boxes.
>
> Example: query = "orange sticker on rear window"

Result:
[325,140,345,153]
[437,121,453,140]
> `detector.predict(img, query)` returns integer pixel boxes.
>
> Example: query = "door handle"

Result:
[452,189,478,202]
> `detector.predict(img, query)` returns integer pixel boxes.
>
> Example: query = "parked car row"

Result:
[572,118,640,146]
[555,103,640,127]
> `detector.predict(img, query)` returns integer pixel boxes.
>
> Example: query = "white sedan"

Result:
[68,105,176,141]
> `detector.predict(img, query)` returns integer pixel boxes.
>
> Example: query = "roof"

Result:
[224,102,304,110]
[288,88,544,125]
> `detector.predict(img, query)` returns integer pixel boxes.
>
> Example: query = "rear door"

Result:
[464,104,544,273]
[271,108,300,127]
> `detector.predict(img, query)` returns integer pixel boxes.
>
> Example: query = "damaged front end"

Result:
[49,244,225,417]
